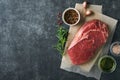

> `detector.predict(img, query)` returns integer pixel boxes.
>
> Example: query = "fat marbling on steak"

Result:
[67,19,109,65]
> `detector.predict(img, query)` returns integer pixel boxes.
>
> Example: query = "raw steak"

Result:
[67,19,109,65]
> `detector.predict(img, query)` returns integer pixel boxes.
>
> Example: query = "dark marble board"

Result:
[0,0,120,80]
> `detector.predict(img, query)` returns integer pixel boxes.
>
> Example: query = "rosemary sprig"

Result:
[54,12,68,56]
[54,26,68,56]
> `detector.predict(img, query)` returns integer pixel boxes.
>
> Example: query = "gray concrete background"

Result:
[0,0,120,80]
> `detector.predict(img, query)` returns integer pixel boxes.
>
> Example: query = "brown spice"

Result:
[64,10,78,24]
[112,44,120,55]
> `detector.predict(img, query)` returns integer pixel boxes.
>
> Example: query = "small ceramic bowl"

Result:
[62,8,81,26]
[98,55,116,73]
[110,41,120,56]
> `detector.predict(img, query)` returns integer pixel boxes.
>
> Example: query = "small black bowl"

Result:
[110,41,120,56]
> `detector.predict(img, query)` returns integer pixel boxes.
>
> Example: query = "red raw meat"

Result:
[67,19,109,65]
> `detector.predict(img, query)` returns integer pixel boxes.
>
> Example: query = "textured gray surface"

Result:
[0,0,120,80]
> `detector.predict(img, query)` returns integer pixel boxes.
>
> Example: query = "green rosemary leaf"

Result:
[54,26,68,56]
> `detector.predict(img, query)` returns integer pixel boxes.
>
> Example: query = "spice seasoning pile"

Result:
[64,9,78,24]
[112,44,120,55]
[110,42,120,56]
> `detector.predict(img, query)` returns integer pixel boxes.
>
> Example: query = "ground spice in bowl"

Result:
[64,9,78,24]
[110,41,120,56]
[62,8,80,26]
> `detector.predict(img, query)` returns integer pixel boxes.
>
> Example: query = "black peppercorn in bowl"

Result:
[62,8,81,26]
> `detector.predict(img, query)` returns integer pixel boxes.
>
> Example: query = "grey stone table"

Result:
[0,0,120,80]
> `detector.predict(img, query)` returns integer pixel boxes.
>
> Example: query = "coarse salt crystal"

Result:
[112,44,120,55]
